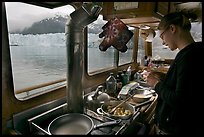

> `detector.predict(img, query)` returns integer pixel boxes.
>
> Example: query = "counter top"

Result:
[28,92,158,135]
[138,65,169,74]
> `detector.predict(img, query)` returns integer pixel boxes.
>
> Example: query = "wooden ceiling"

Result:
[25,2,85,9]
[24,2,201,29]
[121,17,160,29]
[25,2,71,9]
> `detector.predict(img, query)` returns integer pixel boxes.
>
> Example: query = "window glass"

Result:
[87,15,116,73]
[5,2,75,100]
[152,33,179,60]
[152,22,202,60]
[137,37,145,63]
[87,15,135,73]
[137,22,202,63]
[119,29,134,65]
[190,22,202,42]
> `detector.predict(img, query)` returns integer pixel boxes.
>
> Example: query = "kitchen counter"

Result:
[126,93,158,134]
[138,65,169,74]
[83,91,158,135]
[27,92,157,135]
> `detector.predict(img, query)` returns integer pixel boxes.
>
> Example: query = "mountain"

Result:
[10,15,104,35]
[20,15,68,35]
[88,22,104,34]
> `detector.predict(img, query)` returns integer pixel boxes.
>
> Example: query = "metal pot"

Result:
[86,85,110,111]
[97,100,135,120]
[47,113,120,135]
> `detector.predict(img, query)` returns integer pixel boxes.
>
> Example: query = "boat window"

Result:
[152,22,202,60]
[190,22,202,42]
[151,31,179,60]
[87,15,134,73]
[137,37,145,63]
[137,22,202,63]
[119,28,134,66]
[5,2,75,100]
[87,16,115,73]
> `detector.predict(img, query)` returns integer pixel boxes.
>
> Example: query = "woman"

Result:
[146,12,203,135]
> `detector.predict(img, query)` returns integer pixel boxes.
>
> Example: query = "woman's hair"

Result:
[158,12,193,31]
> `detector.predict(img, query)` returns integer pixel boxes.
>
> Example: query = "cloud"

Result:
[5,2,75,32]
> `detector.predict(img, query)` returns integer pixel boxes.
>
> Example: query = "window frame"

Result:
[86,18,138,75]
[5,2,75,100]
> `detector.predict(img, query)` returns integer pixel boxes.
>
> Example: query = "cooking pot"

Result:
[47,113,121,135]
[86,85,110,111]
[97,100,135,120]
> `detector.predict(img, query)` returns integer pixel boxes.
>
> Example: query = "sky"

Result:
[4,2,202,35]
[5,2,75,32]
[5,2,106,32]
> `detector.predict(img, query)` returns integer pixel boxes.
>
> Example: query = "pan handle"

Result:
[134,97,154,110]
[94,119,121,129]
[96,107,103,115]
[31,122,51,135]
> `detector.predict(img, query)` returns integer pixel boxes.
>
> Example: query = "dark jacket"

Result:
[154,42,204,135]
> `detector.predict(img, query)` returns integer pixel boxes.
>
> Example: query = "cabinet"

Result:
[101,2,176,27]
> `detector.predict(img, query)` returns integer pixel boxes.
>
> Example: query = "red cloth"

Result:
[99,17,133,52]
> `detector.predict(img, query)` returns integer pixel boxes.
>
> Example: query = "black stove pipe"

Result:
[65,3,102,113]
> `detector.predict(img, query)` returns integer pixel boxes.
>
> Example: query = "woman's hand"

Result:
[146,74,159,88]
[146,71,166,88]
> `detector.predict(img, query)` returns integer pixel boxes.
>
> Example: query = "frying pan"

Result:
[47,113,121,135]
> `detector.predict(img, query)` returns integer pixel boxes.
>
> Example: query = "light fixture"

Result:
[145,31,155,42]
[139,28,156,42]
[139,25,150,30]
[128,26,135,30]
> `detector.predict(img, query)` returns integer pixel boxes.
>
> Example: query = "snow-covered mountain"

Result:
[10,14,105,35]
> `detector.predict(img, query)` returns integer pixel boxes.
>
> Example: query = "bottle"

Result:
[126,66,131,82]
[116,71,123,94]
[144,55,148,66]
[106,73,117,97]
[134,71,140,81]
[121,70,129,86]
[140,55,147,66]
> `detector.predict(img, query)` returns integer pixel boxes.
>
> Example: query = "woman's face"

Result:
[159,25,178,51]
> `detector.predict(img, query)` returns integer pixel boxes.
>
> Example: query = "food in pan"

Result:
[106,105,132,116]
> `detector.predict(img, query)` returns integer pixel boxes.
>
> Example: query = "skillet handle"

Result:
[31,122,51,135]
[94,119,121,129]
[134,97,154,109]
[96,107,103,115]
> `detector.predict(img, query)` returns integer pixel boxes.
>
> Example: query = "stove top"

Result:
[30,113,122,135]
[87,115,117,135]
[28,103,127,135]
[28,96,153,135]
[85,109,125,135]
